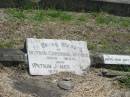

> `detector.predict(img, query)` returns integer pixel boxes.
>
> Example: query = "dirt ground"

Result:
[0,66,129,97]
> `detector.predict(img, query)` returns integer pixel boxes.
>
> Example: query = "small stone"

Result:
[57,80,74,90]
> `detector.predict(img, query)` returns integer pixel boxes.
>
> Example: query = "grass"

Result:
[6,9,130,28]
[32,10,45,21]
[4,8,130,54]
[77,15,86,21]
[46,9,73,21]
[3,8,130,53]
[6,9,73,22]
[96,15,113,25]
[59,13,72,21]
[95,13,130,27]
[119,77,130,89]
[6,9,26,20]
[0,41,14,48]
[5,8,130,27]
[47,9,61,18]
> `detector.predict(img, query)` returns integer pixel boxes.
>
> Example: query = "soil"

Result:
[0,66,128,97]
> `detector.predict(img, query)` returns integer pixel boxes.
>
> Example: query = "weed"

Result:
[96,15,113,25]
[47,9,61,18]
[78,15,86,21]
[119,77,130,88]
[120,19,130,27]
[7,9,25,20]
[0,41,14,48]
[90,12,99,18]
[46,9,72,21]
[95,13,130,27]
[32,10,45,21]
[59,13,72,21]
[88,43,97,51]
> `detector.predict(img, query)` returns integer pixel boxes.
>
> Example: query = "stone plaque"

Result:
[26,38,90,75]
[103,54,130,65]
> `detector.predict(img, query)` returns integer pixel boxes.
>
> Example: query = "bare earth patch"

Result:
[0,66,129,97]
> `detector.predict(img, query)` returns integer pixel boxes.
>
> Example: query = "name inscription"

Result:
[27,38,90,75]
[104,54,130,65]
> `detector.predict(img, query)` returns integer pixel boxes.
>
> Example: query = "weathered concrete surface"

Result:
[0,49,25,63]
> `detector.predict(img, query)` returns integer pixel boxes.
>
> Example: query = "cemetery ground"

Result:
[0,8,130,97]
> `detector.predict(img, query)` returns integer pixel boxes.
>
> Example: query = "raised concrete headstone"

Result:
[26,38,90,75]
[103,54,130,65]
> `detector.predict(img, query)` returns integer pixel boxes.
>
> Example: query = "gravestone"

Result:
[26,38,90,75]
[103,54,130,65]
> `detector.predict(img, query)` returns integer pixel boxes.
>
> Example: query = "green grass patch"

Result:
[119,77,130,89]
[78,15,86,21]
[120,19,130,27]
[6,9,26,20]
[6,9,73,22]
[46,9,61,18]
[32,10,46,21]
[95,13,119,26]
[95,13,130,27]
[104,65,130,72]
[46,9,72,21]
[0,41,14,48]
[88,43,97,51]
[5,8,130,28]
[59,13,72,21]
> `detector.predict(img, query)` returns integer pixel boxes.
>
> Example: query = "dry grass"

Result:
[0,66,127,97]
